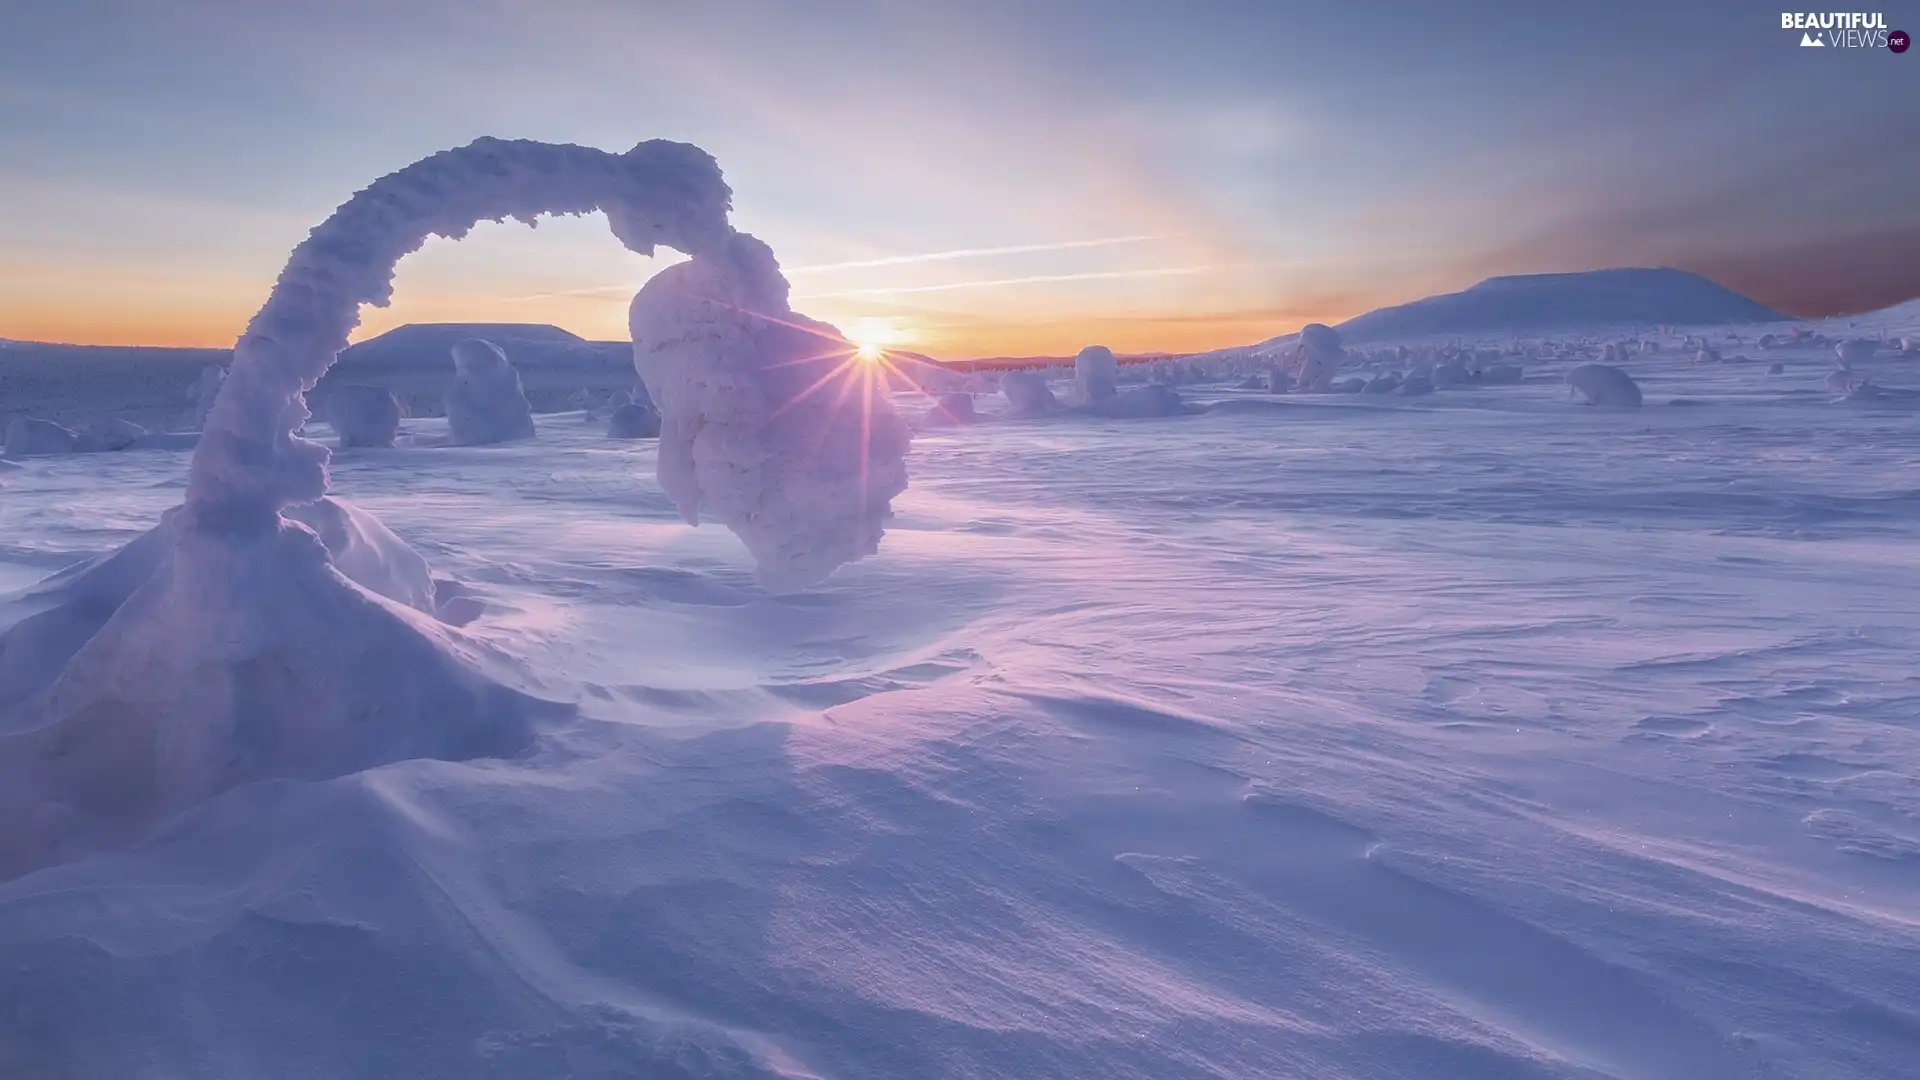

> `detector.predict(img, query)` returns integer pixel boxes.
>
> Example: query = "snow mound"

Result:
[0,497,439,711]
[445,339,535,446]
[1090,383,1185,418]
[1566,363,1644,407]
[630,231,912,593]
[0,516,546,882]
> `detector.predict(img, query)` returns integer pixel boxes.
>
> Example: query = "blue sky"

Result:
[2,0,1914,355]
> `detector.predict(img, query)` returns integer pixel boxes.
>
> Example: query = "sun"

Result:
[844,317,906,362]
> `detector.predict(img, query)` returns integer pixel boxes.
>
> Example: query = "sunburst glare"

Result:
[844,316,908,361]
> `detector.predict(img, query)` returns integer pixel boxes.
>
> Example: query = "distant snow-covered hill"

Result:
[1333,268,1785,343]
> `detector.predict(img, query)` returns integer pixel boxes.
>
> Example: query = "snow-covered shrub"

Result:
[3,418,76,458]
[1001,371,1057,417]
[1074,345,1119,403]
[606,402,661,439]
[326,384,403,448]
[446,339,536,445]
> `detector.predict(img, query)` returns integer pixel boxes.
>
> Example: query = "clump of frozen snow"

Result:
[1074,345,1120,403]
[445,339,536,446]
[605,402,661,439]
[629,231,912,592]
[1566,363,1643,407]
[1399,373,1435,396]
[325,384,403,448]
[3,418,76,458]
[1001,371,1059,418]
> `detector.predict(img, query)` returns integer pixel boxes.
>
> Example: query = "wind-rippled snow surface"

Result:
[2,349,1918,1079]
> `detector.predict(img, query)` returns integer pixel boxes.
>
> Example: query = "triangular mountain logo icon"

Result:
[1801,31,1824,46]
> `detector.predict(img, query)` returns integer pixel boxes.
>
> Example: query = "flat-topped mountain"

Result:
[1333,268,1786,343]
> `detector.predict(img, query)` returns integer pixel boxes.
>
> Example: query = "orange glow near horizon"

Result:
[0,295,1363,358]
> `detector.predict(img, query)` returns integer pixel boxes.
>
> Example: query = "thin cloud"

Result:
[784,235,1165,274]
[496,283,635,302]
[492,235,1168,302]
[800,266,1213,299]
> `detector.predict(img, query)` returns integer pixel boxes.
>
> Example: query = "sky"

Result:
[1,0,1916,358]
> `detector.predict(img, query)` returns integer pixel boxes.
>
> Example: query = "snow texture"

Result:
[4,301,1920,1076]
[1566,362,1644,407]
[629,231,912,592]
[444,340,535,446]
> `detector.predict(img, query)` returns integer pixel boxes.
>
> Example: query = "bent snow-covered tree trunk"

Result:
[0,137,910,883]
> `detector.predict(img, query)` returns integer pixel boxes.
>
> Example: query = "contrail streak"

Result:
[799,266,1211,299]
[784,235,1164,275]
[496,236,1175,302]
